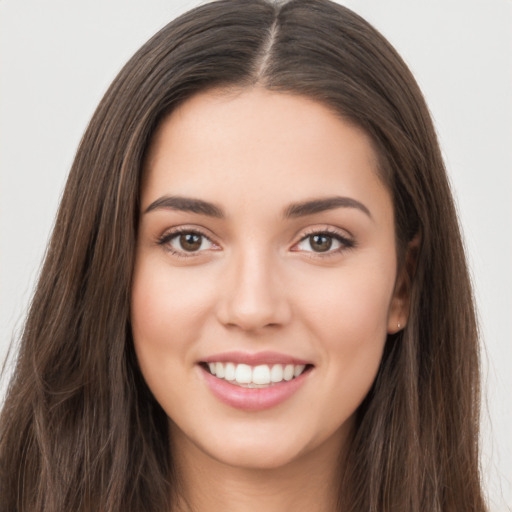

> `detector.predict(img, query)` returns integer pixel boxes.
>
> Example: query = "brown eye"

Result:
[163,230,215,254]
[294,230,352,255]
[309,234,332,252]
[179,233,202,251]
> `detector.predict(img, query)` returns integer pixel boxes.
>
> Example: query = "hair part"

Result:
[0,1,485,511]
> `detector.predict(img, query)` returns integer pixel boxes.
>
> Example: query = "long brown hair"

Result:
[0,1,486,510]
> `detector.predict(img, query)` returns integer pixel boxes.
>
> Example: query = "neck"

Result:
[170,428,346,512]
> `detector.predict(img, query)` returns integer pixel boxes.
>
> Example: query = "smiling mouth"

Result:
[200,362,313,388]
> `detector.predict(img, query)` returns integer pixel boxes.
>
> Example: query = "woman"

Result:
[0,0,487,510]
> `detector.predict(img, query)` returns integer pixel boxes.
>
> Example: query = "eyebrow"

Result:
[144,195,224,217]
[144,194,371,220]
[284,196,372,219]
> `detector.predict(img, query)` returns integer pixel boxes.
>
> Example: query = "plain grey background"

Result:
[1,0,511,509]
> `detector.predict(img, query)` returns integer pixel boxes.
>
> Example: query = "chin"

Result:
[205,439,309,471]
[173,414,351,473]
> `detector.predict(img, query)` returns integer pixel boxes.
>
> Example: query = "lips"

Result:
[198,351,313,410]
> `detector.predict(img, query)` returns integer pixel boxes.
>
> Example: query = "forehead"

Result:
[141,87,391,221]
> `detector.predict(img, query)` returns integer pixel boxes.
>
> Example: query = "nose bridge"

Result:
[218,240,290,330]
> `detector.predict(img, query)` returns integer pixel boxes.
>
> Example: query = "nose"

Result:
[216,246,292,332]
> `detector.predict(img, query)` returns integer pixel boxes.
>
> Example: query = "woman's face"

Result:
[131,88,407,470]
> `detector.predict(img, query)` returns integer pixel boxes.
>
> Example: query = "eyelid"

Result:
[156,224,355,259]
[157,225,221,257]
[290,226,356,255]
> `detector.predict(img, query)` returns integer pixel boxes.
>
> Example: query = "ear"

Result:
[387,234,420,334]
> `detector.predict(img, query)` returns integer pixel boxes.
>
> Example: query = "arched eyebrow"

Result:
[284,196,372,220]
[144,195,224,217]
[144,194,372,220]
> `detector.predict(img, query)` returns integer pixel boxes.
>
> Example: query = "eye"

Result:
[294,230,354,254]
[172,232,208,252]
[158,229,217,256]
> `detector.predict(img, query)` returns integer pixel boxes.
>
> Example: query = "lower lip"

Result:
[199,365,311,411]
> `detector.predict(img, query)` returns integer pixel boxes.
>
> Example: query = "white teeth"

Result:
[225,362,235,381]
[252,365,271,385]
[215,362,225,378]
[294,364,305,378]
[283,364,294,381]
[205,362,308,386]
[270,364,283,382]
[235,364,252,384]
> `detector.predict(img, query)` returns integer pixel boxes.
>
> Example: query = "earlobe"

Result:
[387,234,421,334]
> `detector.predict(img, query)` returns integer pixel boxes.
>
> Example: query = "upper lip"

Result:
[201,351,312,366]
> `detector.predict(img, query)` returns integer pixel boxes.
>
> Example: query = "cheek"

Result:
[297,260,395,344]
[131,259,212,345]
[130,259,210,395]
[130,259,222,428]
[292,258,396,412]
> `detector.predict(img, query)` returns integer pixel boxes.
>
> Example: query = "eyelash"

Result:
[294,228,355,258]
[157,227,216,259]
[156,226,355,259]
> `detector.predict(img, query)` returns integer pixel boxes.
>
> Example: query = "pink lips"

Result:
[202,351,310,366]
[199,351,312,411]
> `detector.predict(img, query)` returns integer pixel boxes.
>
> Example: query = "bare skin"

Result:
[171,425,343,512]
[131,87,410,511]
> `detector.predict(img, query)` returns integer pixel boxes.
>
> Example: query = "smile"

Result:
[205,362,308,387]
[198,353,313,411]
